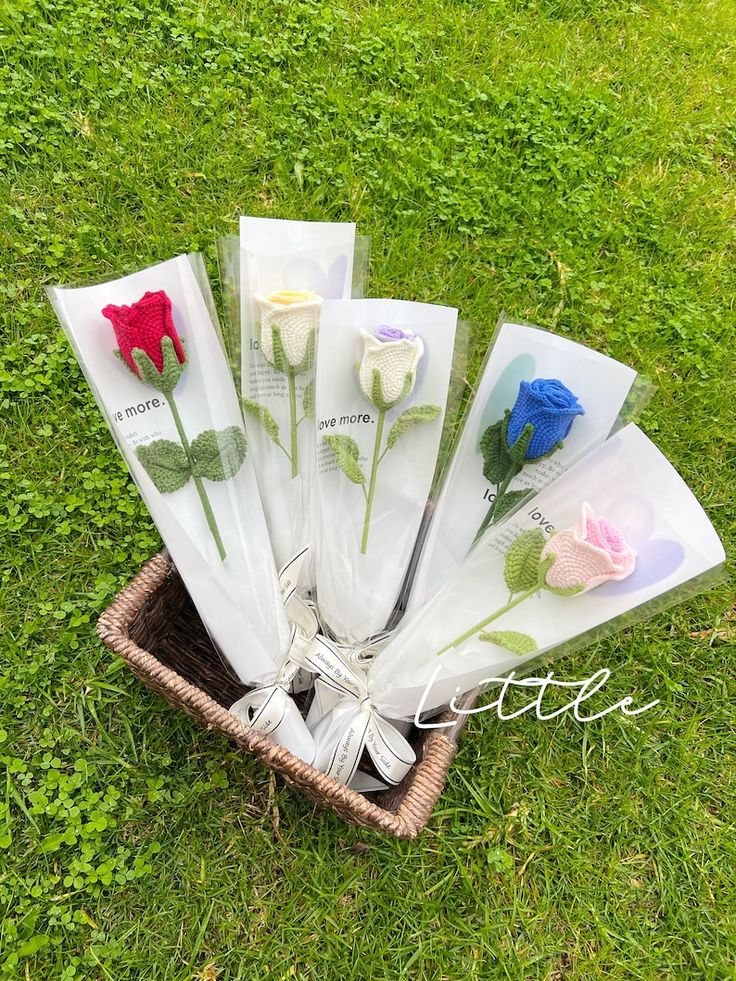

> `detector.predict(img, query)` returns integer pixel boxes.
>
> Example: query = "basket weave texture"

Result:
[97,552,472,839]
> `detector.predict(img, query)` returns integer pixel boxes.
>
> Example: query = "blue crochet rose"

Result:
[506,378,585,460]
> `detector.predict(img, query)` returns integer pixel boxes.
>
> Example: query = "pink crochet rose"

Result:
[541,502,636,593]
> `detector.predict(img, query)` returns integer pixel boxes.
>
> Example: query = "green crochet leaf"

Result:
[546,582,585,596]
[506,417,534,464]
[503,528,547,594]
[269,323,289,374]
[114,348,137,375]
[132,336,184,394]
[386,404,441,449]
[479,630,538,655]
[241,397,281,445]
[302,378,315,419]
[370,368,414,411]
[323,434,366,484]
[136,439,191,493]
[190,426,247,481]
[292,329,316,376]
[371,367,385,409]
[480,415,513,484]
[493,487,533,522]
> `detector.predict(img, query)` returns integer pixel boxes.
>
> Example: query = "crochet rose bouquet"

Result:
[325,325,440,555]
[50,247,724,790]
[473,377,584,541]
[245,289,320,480]
[312,298,459,646]
[438,502,638,657]
[102,290,246,561]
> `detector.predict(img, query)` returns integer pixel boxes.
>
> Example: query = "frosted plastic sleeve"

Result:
[313,298,458,643]
[368,424,725,719]
[236,217,362,589]
[47,255,315,760]
[405,315,655,616]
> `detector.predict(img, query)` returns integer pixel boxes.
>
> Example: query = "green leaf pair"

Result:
[323,404,440,485]
[241,383,314,439]
[136,426,247,494]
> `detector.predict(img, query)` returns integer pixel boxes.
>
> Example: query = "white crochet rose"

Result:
[357,326,424,410]
[256,290,321,374]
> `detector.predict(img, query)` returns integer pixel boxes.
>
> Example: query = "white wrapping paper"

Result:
[239,217,357,587]
[48,255,315,761]
[406,319,646,614]
[368,424,725,719]
[313,298,458,643]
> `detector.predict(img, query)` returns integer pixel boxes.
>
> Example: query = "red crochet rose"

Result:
[102,290,186,377]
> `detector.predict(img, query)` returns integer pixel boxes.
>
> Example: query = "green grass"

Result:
[1,0,735,977]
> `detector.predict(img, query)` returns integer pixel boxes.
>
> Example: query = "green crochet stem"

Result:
[288,370,298,479]
[360,407,386,555]
[473,462,522,544]
[436,584,540,655]
[167,392,227,562]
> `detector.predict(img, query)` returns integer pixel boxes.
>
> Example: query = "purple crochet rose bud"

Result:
[374,324,416,343]
[506,378,585,460]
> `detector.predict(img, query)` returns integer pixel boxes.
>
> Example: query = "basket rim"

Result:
[97,551,462,839]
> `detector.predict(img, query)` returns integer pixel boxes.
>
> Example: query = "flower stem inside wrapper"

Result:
[103,290,247,562]
[249,290,321,480]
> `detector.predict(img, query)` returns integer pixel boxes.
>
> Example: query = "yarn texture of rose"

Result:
[506,379,585,461]
[357,326,423,410]
[439,502,637,657]
[475,377,585,541]
[257,290,320,374]
[103,290,186,384]
[541,502,637,592]
[323,325,441,555]
[103,290,247,562]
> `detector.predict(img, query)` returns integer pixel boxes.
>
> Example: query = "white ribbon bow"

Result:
[230,547,415,785]
[229,548,317,761]
[303,637,416,787]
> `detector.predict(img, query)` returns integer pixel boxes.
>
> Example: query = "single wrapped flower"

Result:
[102,288,246,562]
[541,502,637,593]
[474,377,585,540]
[102,290,186,384]
[324,323,439,554]
[249,289,322,479]
[256,290,321,375]
[357,326,424,411]
[506,378,585,460]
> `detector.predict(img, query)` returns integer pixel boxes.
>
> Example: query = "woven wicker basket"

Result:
[97,552,473,838]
